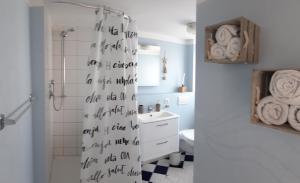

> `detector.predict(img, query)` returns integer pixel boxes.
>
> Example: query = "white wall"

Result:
[0,0,33,183]
[195,0,300,183]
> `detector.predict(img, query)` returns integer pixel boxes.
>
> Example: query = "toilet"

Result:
[179,129,194,154]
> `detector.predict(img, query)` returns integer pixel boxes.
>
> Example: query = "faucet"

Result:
[147,105,154,113]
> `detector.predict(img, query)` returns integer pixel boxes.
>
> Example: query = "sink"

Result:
[138,111,179,123]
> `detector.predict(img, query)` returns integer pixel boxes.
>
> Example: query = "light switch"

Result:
[178,95,189,105]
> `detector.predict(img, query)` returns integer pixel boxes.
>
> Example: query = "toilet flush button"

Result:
[178,95,189,105]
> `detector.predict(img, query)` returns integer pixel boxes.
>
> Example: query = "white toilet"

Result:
[179,129,194,154]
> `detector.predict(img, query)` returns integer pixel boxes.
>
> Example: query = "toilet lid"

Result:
[180,129,194,145]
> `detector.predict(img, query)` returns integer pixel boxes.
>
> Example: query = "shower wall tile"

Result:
[63,97,79,109]
[65,56,77,69]
[52,56,61,69]
[64,148,78,156]
[51,25,93,157]
[54,148,63,156]
[76,27,93,42]
[52,70,62,83]
[63,136,77,147]
[54,136,63,147]
[53,41,61,55]
[65,70,78,83]
[52,110,63,122]
[54,123,64,135]
[63,110,82,122]
[52,31,61,41]
[77,56,88,69]
[64,41,77,56]
[63,123,80,136]
[65,84,78,96]
[77,42,91,56]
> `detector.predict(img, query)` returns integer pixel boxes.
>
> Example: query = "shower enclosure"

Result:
[44,4,98,183]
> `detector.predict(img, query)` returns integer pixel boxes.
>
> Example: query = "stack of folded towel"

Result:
[257,70,300,131]
[210,25,241,61]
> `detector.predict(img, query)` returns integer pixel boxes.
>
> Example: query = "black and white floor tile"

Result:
[142,152,194,183]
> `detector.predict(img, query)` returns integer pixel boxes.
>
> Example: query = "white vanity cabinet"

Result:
[138,111,179,162]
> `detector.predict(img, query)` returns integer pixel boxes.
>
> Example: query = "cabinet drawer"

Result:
[140,118,179,142]
[141,135,179,162]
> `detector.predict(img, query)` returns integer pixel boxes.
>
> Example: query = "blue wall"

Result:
[0,0,33,183]
[195,0,300,182]
[138,38,195,130]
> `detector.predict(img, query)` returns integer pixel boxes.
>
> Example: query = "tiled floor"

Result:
[50,153,193,183]
[142,152,194,183]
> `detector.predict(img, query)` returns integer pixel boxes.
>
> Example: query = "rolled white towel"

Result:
[215,25,239,46]
[288,106,300,131]
[210,43,226,60]
[256,96,289,125]
[269,70,300,105]
[226,37,241,61]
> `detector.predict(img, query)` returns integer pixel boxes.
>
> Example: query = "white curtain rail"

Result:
[0,94,35,131]
[52,1,131,20]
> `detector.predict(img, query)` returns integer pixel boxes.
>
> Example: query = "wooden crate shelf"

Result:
[205,17,260,64]
[251,69,300,136]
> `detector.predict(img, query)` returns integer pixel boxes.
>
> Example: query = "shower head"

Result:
[60,27,75,37]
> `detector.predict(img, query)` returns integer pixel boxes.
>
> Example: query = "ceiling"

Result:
[46,0,196,43]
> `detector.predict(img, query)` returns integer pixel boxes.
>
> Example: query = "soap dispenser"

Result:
[155,100,161,112]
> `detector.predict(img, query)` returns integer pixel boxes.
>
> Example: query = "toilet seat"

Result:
[179,129,194,146]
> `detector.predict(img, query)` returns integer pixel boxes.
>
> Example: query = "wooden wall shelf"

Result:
[251,69,300,136]
[205,17,260,64]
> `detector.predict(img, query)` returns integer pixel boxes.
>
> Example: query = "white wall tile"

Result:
[65,84,78,97]
[53,41,61,56]
[63,110,81,122]
[52,56,61,69]
[54,148,63,156]
[52,110,63,122]
[52,30,60,41]
[77,56,88,69]
[54,123,64,135]
[63,97,79,109]
[63,123,79,136]
[77,42,91,56]
[63,136,77,147]
[65,56,78,69]
[65,41,77,56]
[65,70,78,83]
[52,70,62,83]
[76,26,93,42]
[54,136,64,147]
[64,148,78,156]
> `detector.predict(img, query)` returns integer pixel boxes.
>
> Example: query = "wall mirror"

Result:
[137,44,161,86]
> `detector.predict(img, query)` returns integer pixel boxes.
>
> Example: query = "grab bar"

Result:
[0,94,35,131]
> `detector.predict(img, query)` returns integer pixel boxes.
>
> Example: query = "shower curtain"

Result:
[80,8,141,183]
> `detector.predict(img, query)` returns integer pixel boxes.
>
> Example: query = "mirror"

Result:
[137,45,161,86]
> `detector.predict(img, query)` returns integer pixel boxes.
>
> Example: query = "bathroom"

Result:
[2,0,300,183]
